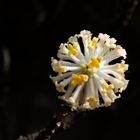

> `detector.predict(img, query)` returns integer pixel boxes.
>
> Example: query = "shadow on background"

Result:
[0,0,140,140]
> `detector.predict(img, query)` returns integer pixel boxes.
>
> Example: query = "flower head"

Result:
[50,30,129,111]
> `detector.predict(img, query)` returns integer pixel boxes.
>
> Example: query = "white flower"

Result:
[50,30,129,111]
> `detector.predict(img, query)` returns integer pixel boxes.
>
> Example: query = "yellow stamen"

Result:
[87,96,99,107]
[56,84,65,92]
[101,89,107,94]
[88,57,102,69]
[104,101,111,107]
[88,40,94,49]
[117,60,128,74]
[53,63,67,75]
[71,74,88,86]
[97,57,103,62]
[67,44,79,56]
[92,37,99,46]
[102,83,114,94]
[88,37,99,49]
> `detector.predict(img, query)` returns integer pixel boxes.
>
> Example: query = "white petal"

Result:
[98,33,110,44]
[50,71,73,83]
[58,43,68,54]
[68,36,86,62]
[68,83,84,104]
[59,60,77,66]
[57,53,81,65]
[101,69,124,80]
[59,84,75,100]
[94,74,112,105]
[55,77,72,92]
[98,71,128,92]
[103,45,127,64]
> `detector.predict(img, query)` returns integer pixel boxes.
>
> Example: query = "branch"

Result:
[16,104,82,140]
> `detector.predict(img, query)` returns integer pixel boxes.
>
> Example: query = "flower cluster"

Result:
[50,30,129,111]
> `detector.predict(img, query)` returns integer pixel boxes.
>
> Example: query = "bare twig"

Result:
[16,105,81,140]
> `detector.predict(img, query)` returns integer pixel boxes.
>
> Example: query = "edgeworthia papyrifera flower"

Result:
[50,30,129,111]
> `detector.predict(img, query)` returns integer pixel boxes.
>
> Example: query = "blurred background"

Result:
[0,0,140,140]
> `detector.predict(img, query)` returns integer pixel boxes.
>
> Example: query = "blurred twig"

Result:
[17,105,81,140]
[114,0,139,35]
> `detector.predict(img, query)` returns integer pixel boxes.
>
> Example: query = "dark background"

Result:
[0,0,140,140]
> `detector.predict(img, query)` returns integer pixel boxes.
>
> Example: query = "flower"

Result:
[50,30,129,111]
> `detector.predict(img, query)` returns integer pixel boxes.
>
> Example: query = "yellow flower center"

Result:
[80,57,103,77]
[88,57,102,69]
[71,74,88,86]
[67,44,79,56]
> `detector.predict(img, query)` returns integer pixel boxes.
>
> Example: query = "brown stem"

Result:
[16,105,82,140]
